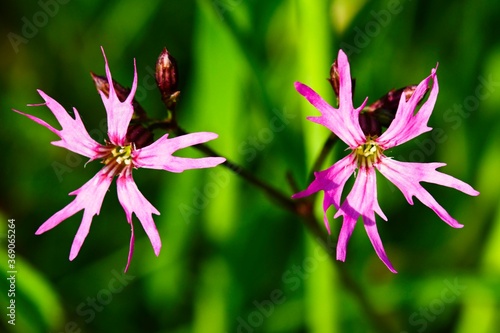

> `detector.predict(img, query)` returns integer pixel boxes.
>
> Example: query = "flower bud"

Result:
[156,48,179,109]
[126,124,154,149]
[359,113,381,137]
[365,85,418,128]
[328,59,356,101]
[328,59,340,98]
[90,72,147,121]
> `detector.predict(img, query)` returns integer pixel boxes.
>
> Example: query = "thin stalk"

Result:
[147,116,397,333]
[147,117,297,214]
[308,133,338,182]
[173,126,297,214]
[299,208,398,333]
[172,123,394,332]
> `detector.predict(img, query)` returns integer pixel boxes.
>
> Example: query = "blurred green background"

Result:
[1,0,499,332]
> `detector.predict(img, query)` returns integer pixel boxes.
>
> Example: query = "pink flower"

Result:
[293,50,479,273]
[14,48,225,271]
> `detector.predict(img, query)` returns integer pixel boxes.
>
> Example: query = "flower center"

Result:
[354,137,383,168]
[101,144,134,176]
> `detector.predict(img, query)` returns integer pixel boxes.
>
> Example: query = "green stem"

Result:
[308,133,339,182]
[299,206,398,333]
[145,114,395,333]
[173,126,298,214]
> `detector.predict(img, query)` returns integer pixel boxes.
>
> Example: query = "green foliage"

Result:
[1,0,499,332]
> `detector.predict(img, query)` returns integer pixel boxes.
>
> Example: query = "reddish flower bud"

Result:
[126,124,154,149]
[328,59,356,101]
[156,48,179,109]
[367,85,418,113]
[359,113,382,137]
[365,85,419,128]
[90,72,147,121]
[328,59,340,98]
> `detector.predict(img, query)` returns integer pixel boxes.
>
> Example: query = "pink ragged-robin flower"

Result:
[293,50,479,273]
[14,48,225,271]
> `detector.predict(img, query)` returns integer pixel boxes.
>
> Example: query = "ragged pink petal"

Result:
[334,167,395,272]
[364,218,397,273]
[35,169,113,260]
[134,132,226,172]
[378,67,438,148]
[125,215,135,273]
[99,47,138,146]
[336,214,356,262]
[336,50,355,113]
[294,82,366,148]
[14,91,102,160]
[376,158,478,228]
[116,168,161,261]
[295,49,367,148]
[292,154,356,233]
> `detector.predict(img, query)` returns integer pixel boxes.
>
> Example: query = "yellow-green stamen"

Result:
[354,137,383,168]
[102,144,133,176]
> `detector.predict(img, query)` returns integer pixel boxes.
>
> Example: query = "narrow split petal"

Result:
[295,82,366,148]
[378,67,438,148]
[336,214,356,262]
[116,168,162,265]
[14,91,102,160]
[125,217,135,273]
[35,169,113,260]
[99,47,138,146]
[376,158,479,228]
[364,218,397,273]
[336,49,355,112]
[293,154,356,233]
[295,50,366,148]
[134,132,226,172]
[334,168,395,272]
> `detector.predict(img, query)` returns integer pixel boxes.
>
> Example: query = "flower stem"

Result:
[172,126,298,214]
[148,116,396,332]
[171,121,394,332]
[147,71,398,329]
[309,133,338,182]
[300,211,398,333]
